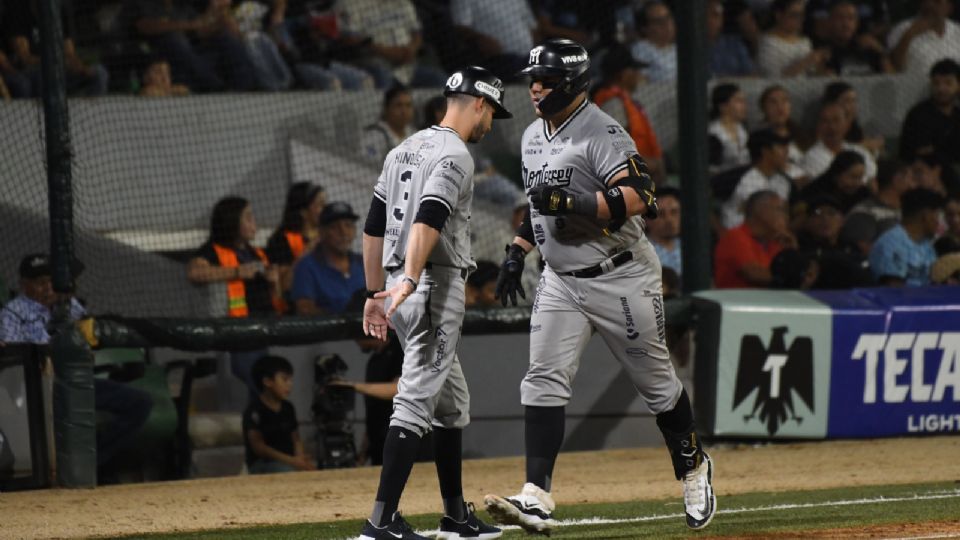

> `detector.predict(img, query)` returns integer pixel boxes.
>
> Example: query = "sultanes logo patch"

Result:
[733,326,814,435]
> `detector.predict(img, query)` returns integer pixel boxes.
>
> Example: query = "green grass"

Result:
[115,482,960,540]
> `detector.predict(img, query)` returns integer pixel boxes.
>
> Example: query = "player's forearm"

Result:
[512,237,534,253]
[403,223,441,281]
[362,233,386,291]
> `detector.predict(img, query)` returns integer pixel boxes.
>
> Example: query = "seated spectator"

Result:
[769,248,819,289]
[262,0,374,90]
[291,201,365,315]
[592,44,665,181]
[630,1,677,83]
[465,261,499,308]
[139,59,190,96]
[799,102,877,184]
[797,150,870,214]
[935,193,960,255]
[849,159,916,234]
[715,190,795,288]
[931,252,960,284]
[337,0,445,88]
[243,355,315,474]
[0,50,32,98]
[815,0,893,76]
[0,254,152,477]
[232,0,293,91]
[887,0,960,76]
[797,195,874,288]
[127,0,257,92]
[899,59,960,166]
[2,0,108,96]
[821,82,884,157]
[708,84,750,176]
[187,196,281,397]
[912,152,959,196]
[533,0,597,47]
[360,84,415,167]
[805,0,892,44]
[758,0,830,77]
[721,129,794,229]
[707,0,757,78]
[449,0,538,81]
[646,187,682,278]
[839,211,879,259]
[266,182,326,305]
[869,188,944,286]
[757,84,809,184]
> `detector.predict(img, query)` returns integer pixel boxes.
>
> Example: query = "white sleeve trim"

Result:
[602,162,629,185]
[421,195,453,213]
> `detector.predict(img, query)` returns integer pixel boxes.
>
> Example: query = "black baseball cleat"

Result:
[358,511,430,540]
[682,452,717,530]
[436,502,502,539]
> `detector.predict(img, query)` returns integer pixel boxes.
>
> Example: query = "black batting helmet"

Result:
[518,39,591,115]
[443,66,512,119]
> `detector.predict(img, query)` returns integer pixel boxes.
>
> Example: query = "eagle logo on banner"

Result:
[733,326,815,436]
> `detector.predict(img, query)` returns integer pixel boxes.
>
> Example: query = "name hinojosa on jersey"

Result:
[522,162,575,189]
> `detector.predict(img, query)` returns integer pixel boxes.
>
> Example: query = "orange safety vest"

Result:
[212,243,276,317]
[284,230,305,259]
[593,86,663,160]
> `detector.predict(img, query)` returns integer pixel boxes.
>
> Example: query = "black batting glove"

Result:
[529,185,575,216]
[494,243,526,307]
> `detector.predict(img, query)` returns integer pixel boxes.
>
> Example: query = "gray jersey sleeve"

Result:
[374,167,388,203]
[588,123,638,185]
[421,149,474,213]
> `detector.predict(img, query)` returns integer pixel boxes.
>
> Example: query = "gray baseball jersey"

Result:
[375,125,477,271]
[521,100,650,273]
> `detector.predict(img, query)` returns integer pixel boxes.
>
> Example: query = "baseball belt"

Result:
[560,250,633,278]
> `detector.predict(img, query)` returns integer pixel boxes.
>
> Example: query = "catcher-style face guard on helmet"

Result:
[519,38,591,116]
[443,65,513,119]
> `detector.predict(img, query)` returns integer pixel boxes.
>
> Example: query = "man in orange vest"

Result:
[592,44,665,183]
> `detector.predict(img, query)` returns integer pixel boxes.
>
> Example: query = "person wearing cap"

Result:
[797,195,874,289]
[869,188,945,287]
[721,128,794,229]
[0,254,153,477]
[291,201,365,316]
[266,182,327,306]
[592,44,665,182]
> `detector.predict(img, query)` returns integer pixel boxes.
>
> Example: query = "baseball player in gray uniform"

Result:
[358,65,509,540]
[484,39,717,534]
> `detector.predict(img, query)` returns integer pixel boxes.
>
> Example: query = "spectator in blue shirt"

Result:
[707,0,757,78]
[646,187,683,281]
[0,254,152,475]
[630,1,677,83]
[292,201,365,315]
[869,188,945,286]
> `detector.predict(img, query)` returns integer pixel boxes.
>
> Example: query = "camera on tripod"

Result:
[312,353,357,469]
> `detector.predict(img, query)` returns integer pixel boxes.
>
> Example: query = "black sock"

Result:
[433,427,465,521]
[525,405,565,492]
[371,426,421,526]
[655,388,695,434]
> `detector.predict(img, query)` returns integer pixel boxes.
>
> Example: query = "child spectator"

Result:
[758,0,831,77]
[899,59,960,166]
[139,60,190,97]
[869,188,944,286]
[243,355,315,474]
[708,83,750,176]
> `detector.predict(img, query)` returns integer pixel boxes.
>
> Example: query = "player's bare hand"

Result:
[363,298,391,341]
[376,278,416,318]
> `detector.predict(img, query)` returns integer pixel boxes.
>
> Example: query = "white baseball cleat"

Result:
[682,451,717,530]
[483,483,556,535]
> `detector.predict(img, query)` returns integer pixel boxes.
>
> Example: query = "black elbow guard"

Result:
[517,205,535,245]
[414,199,451,231]
[363,196,387,237]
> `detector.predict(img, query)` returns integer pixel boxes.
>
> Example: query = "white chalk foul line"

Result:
[405,489,960,537]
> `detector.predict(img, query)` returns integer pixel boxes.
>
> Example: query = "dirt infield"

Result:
[1,436,959,539]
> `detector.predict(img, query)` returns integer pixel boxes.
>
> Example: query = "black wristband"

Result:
[364,288,383,299]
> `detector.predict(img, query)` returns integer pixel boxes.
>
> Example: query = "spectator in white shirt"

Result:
[708,83,750,175]
[722,128,794,228]
[758,0,831,77]
[630,1,677,83]
[800,102,877,185]
[888,0,960,76]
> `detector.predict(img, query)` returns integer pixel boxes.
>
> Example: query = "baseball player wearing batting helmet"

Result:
[484,39,717,533]
[357,65,509,540]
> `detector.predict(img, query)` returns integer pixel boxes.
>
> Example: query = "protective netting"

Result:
[0,0,956,317]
